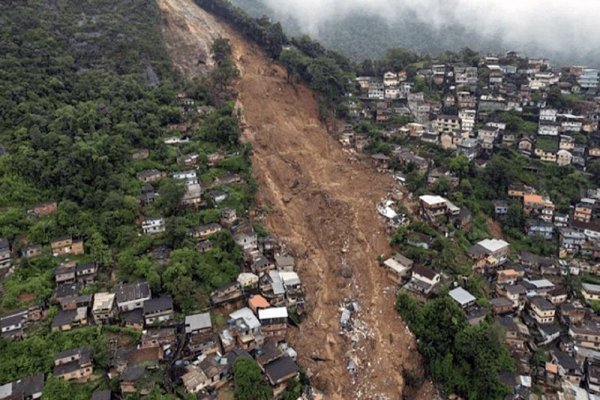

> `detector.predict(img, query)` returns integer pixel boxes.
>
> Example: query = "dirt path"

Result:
[158,0,432,398]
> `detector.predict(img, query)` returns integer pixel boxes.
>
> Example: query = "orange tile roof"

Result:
[248,295,270,310]
[545,362,558,374]
[523,194,545,204]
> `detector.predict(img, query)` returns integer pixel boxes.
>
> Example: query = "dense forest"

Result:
[0,0,253,397]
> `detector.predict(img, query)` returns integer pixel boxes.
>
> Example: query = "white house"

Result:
[142,217,165,235]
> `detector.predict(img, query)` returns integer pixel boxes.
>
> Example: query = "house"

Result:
[559,301,586,325]
[433,115,461,134]
[228,307,264,351]
[1,310,28,339]
[0,238,10,271]
[55,263,76,285]
[32,201,57,217]
[50,236,84,257]
[508,185,528,198]
[451,208,473,232]
[196,240,213,253]
[449,287,476,309]
[496,317,528,352]
[496,269,518,285]
[497,284,526,307]
[556,149,573,166]
[211,282,243,305]
[522,194,555,223]
[143,295,174,325]
[189,223,223,240]
[258,307,288,340]
[121,309,144,330]
[403,266,441,303]
[76,262,97,285]
[264,356,298,397]
[59,294,91,311]
[574,203,593,223]
[551,350,582,385]
[570,322,600,351]
[54,282,84,304]
[525,219,554,240]
[141,327,177,349]
[274,255,295,272]
[53,347,93,381]
[51,307,88,331]
[581,283,600,304]
[220,208,237,227]
[21,244,42,259]
[457,138,480,161]
[0,373,45,400]
[185,312,217,354]
[547,287,568,305]
[492,200,509,216]
[248,295,270,314]
[136,169,164,183]
[559,228,586,254]
[208,190,229,203]
[233,224,258,250]
[383,253,413,284]
[214,173,241,185]
[468,238,510,269]
[120,364,151,395]
[182,184,204,207]
[92,292,116,324]
[114,281,151,312]
[528,297,555,324]
[182,365,210,394]
[490,297,514,315]
[141,217,165,235]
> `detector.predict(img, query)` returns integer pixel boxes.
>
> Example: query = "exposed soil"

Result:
[487,217,506,240]
[158,0,434,398]
[17,292,36,305]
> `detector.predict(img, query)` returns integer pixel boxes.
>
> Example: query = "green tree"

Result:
[158,179,186,217]
[233,358,272,400]
[87,232,113,269]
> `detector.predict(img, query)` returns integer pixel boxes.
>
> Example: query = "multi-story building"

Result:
[50,236,84,257]
[141,217,165,235]
[574,203,593,223]
[0,238,11,271]
[92,292,116,324]
[523,194,555,223]
[458,109,476,133]
[579,69,599,89]
[528,297,555,324]
[114,281,151,312]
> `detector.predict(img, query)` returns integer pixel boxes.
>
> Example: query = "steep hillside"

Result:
[158,0,433,398]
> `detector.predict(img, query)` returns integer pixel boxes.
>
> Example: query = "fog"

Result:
[259,0,600,64]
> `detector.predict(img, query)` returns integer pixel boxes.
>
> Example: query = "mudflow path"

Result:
[158,0,434,398]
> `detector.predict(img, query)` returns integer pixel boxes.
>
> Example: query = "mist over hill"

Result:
[231,0,600,67]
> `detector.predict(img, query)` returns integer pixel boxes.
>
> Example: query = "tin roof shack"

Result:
[53,347,93,381]
[185,312,218,355]
[383,253,413,284]
[91,390,112,400]
[258,307,288,342]
[449,287,476,309]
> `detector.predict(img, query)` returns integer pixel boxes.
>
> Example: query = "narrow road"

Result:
[158,0,433,397]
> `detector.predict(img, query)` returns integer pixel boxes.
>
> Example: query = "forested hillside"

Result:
[0,1,252,397]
